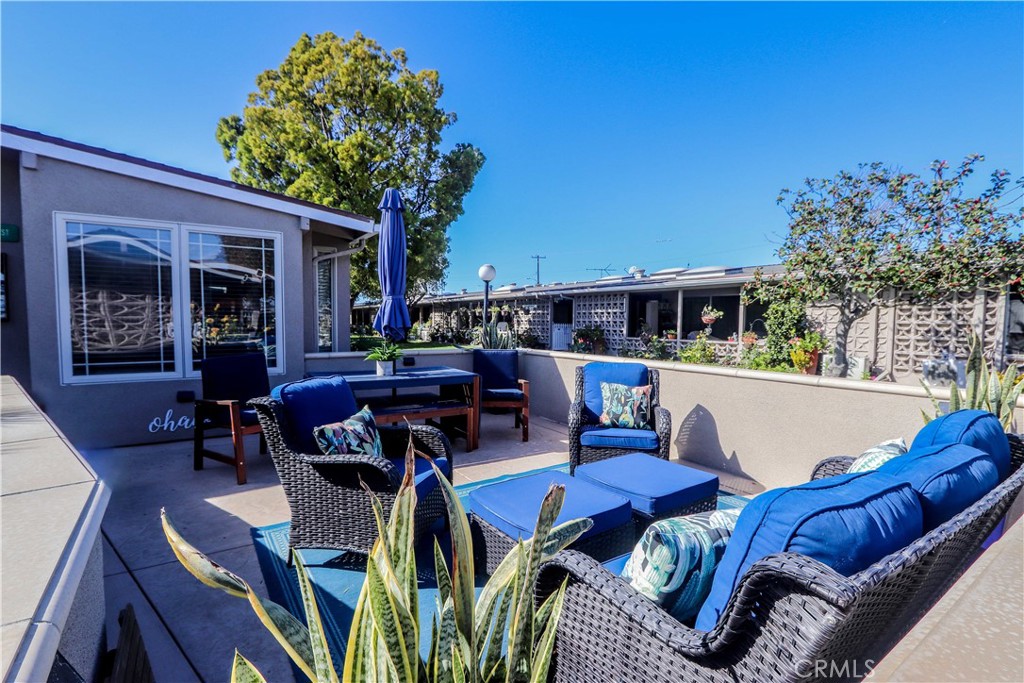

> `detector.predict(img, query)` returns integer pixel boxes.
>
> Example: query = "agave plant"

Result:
[476,322,517,349]
[162,431,590,682]
[922,332,1023,430]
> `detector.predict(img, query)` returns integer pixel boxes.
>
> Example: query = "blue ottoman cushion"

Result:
[271,375,358,454]
[579,426,659,450]
[912,409,1010,479]
[694,471,923,631]
[877,442,999,531]
[388,455,450,501]
[582,362,649,422]
[469,470,632,542]
[576,453,719,517]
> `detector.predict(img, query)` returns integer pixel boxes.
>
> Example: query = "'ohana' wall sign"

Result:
[149,409,196,433]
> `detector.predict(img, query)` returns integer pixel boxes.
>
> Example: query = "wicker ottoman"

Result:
[468,470,634,575]
[575,452,718,535]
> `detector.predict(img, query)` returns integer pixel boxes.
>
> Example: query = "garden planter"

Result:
[376,360,395,376]
[800,350,820,375]
[701,315,717,326]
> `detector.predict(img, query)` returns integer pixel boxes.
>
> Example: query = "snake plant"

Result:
[162,430,589,683]
[922,332,1023,430]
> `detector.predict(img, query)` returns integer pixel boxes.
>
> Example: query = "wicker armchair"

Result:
[536,434,1024,683]
[249,394,453,559]
[568,363,671,473]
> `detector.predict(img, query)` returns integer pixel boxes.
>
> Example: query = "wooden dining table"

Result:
[335,366,480,451]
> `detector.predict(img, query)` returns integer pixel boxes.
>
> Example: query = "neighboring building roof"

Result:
[354,264,786,308]
[0,124,375,233]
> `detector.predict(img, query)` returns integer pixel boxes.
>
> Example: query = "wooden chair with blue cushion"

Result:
[248,375,453,560]
[193,352,270,485]
[473,349,529,441]
[568,362,671,473]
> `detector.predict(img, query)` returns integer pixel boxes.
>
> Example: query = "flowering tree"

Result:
[749,156,1023,376]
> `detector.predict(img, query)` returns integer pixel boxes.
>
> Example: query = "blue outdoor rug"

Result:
[251,462,749,674]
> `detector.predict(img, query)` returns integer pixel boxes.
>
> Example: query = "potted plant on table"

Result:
[788,331,829,375]
[663,329,678,340]
[365,338,403,376]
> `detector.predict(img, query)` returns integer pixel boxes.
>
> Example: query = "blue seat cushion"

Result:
[468,470,632,542]
[582,362,649,422]
[694,471,923,631]
[580,426,659,450]
[912,409,1010,479]
[576,453,719,517]
[482,388,525,403]
[202,407,261,428]
[474,349,519,390]
[877,442,999,531]
[602,553,631,576]
[271,375,358,454]
[388,455,450,501]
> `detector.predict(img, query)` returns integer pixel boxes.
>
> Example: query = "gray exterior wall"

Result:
[1,151,31,384]
[12,154,313,447]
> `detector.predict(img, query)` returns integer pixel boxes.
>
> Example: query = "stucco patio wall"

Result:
[520,349,1024,492]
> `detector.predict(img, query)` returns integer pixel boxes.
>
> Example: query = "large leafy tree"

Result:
[749,156,1023,376]
[216,32,485,303]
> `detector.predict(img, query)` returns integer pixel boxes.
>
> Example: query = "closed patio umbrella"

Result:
[372,188,412,341]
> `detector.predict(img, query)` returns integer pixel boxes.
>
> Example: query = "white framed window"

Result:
[314,249,336,352]
[54,213,284,384]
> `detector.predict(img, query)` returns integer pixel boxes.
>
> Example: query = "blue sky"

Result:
[3,2,1022,293]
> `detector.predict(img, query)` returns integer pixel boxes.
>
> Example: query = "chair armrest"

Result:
[652,405,672,460]
[195,398,239,407]
[809,455,856,480]
[518,378,530,392]
[536,549,857,660]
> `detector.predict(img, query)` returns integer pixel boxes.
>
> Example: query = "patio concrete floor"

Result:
[85,413,584,682]
[80,411,1022,683]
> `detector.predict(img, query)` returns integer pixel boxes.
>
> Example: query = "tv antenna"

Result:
[530,254,547,285]
[586,264,614,277]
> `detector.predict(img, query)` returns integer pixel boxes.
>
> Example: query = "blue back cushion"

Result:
[694,472,923,631]
[271,376,358,453]
[201,352,270,402]
[474,349,519,390]
[912,410,1010,479]
[582,362,649,422]
[877,442,999,531]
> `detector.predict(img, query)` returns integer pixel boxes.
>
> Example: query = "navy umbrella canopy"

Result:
[372,188,413,341]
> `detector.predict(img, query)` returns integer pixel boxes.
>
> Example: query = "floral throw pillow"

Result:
[623,508,742,623]
[313,405,383,458]
[599,382,652,429]
[847,438,908,474]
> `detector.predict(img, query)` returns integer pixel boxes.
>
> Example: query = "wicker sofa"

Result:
[249,381,453,560]
[568,363,672,473]
[536,433,1024,683]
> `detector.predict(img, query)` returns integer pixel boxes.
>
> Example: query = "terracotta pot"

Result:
[701,316,717,325]
[800,350,820,375]
[665,333,677,340]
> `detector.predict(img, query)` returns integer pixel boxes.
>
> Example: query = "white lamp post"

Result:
[478,264,496,325]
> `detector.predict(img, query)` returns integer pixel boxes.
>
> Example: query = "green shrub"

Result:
[677,333,717,365]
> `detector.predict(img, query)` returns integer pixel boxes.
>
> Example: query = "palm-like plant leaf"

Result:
[230,650,268,683]
[294,555,340,683]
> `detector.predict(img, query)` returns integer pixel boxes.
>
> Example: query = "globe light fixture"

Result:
[479,264,496,325]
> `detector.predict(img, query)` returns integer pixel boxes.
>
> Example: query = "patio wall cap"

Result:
[518,349,1024,406]
[1,375,109,682]
[305,347,472,360]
